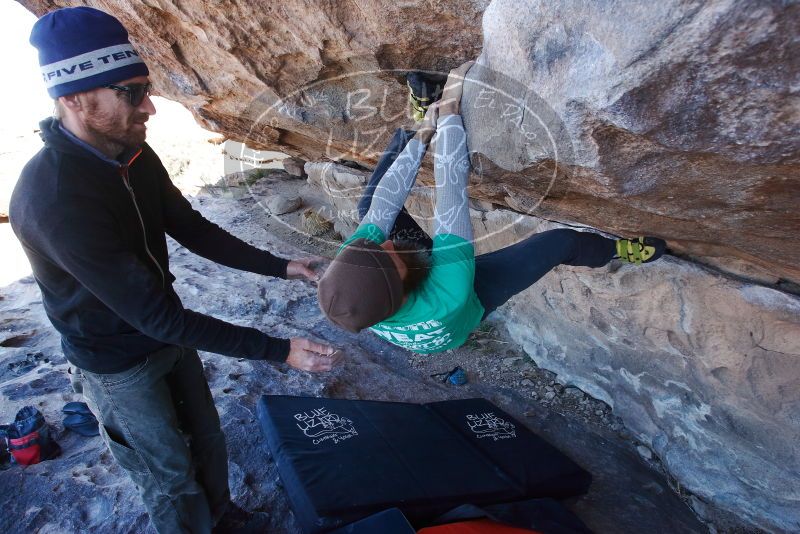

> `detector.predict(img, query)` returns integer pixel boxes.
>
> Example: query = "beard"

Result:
[83,98,149,155]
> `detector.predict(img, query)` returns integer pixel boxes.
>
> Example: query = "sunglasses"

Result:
[104,82,152,107]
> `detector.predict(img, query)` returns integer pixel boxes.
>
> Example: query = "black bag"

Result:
[4,406,61,466]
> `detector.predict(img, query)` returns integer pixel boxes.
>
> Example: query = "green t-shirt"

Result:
[340,224,485,353]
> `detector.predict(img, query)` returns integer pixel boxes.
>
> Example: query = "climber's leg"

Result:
[357,128,433,249]
[473,228,617,318]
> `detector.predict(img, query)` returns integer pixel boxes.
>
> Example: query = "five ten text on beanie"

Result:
[29,6,149,99]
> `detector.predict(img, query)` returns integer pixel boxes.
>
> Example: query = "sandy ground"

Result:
[0,104,713,533]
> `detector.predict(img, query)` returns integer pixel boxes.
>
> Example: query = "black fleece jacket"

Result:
[9,117,291,373]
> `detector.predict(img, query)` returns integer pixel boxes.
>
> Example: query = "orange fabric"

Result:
[417,519,542,534]
[9,431,42,465]
[126,148,143,166]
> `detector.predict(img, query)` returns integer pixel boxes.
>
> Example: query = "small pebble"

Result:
[544,391,557,401]
[264,193,302,215]
[521,378,535,387]
[282,157,307,177]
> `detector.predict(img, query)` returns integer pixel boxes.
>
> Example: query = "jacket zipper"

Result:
[120,150,166,287]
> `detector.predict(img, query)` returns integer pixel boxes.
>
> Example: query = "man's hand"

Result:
[286,256,327,282]
[438,61,475,116]
[286,338,342,372]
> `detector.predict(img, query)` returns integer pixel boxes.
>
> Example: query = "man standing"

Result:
[10,7,339,533]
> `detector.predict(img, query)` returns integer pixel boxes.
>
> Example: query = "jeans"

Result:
[74,346,229,534]
[360,128,617,320]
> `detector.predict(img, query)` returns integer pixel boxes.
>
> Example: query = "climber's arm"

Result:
[432,114,472,241]
[432,61,474,240]
[359,128,430,238]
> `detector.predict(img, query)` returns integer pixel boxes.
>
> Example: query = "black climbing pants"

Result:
[359,127,617,319]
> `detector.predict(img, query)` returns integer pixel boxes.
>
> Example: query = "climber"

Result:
[318,61,666,354]
[9,7,340,534]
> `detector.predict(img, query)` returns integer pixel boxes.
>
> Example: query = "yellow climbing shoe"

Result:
[407,72,447,122]
[615,237,666,264]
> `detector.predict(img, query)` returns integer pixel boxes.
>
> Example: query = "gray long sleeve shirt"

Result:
[360,114,472,240]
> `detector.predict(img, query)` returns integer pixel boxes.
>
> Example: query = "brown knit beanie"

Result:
[318,238,403,333]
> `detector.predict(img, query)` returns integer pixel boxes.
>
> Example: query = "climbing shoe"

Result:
[407,71,448,122]
[62,402,100,437]
[615,236,666,264]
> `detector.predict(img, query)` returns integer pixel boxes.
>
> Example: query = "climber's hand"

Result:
[286,256,327,282]
[416,101,440,144]
[439,61,475,116]
[286,338,342,372]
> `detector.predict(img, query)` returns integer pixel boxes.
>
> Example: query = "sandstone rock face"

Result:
[305,161,368,237]
[497,255,800,534]
[311,161,800,533]
[264,193,302,215]
[460,0,800,286]
[281,157,307,178]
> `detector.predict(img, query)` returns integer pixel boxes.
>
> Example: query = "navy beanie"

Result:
[30,7,149,98]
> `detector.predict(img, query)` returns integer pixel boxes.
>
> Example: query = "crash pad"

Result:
[257,396,590,533]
